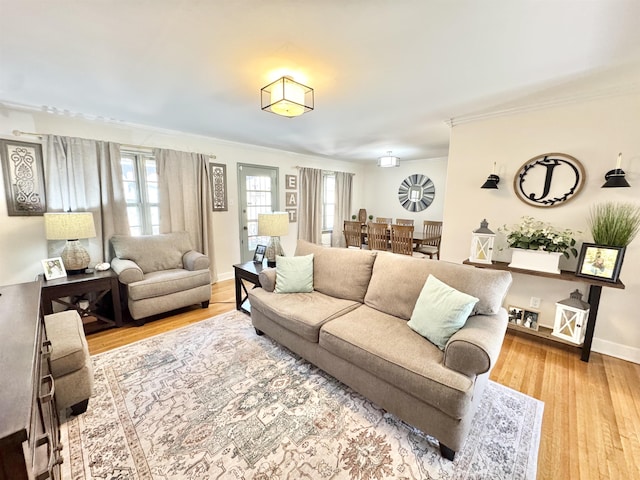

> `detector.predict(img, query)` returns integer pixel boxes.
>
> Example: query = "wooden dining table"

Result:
[359,226,438,248]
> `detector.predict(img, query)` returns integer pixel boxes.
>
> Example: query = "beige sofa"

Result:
[248,240,512,460]
[110,232,211,322]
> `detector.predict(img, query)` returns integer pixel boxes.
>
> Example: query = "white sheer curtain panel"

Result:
[43,135,130,264]
[155,148,216,282]
[297,167,323,244]
[331,171,354,247]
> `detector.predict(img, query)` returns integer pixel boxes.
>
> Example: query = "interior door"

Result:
[238,164,279,262]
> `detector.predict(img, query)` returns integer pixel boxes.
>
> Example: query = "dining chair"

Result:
[390,224,415,256]
[343,220,364,249]
[367,222,390,251]
[376,217,392,226]
[415,220,443,259]
[395,218,414,226]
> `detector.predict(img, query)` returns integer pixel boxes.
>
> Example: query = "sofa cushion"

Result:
[319,305,474,419]
[275,254,314,293]
[295,240,376,303]
[128,268,211,301]
[248,288,361,343]
[111,232,193,273]
[364,251,511,319]
[408,275,479,350]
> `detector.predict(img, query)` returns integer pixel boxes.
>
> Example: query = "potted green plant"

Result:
[587,202,640,247]
[574,202,640,283]
[500,216,578,274]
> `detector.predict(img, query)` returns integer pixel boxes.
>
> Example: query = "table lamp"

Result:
[258,212,289,267]
[44,212,97,274]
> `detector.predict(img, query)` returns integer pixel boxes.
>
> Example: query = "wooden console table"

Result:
[463,259,625,362]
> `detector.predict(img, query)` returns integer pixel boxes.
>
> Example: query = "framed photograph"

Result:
[1,139,47,216]
[285,174,297,190]
[507,305,524,326]
[575,243,625,283]
[522,309,540,331]
[253,244,266,263]
[41,257,67,280]
[209,162,228,211]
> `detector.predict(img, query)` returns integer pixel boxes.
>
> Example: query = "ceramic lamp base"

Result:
[61,239,91,274]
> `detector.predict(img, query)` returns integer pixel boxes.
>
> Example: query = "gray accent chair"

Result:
[110,232,211,323]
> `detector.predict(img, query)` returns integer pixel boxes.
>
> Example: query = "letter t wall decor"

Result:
[0,139,47,216]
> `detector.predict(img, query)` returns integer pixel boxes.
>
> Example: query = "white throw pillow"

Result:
[407,274,479,350]
[274,254,314,293]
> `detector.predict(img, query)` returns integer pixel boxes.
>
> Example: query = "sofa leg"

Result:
[70,399,89,416]
[201,300,210,308]
[439,443,456,461]
[255,328,264,336]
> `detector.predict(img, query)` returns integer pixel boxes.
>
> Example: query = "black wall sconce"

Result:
[602,153,630,188]
[481,162,500,189]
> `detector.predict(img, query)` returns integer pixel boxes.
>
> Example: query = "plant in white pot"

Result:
[500,216,578,274]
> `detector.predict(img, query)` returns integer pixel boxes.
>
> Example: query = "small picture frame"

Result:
[41,257,67,280]
[507,305,524,326]
[522,309,540,331]
[575,243,625,283]
[253,245,266,263]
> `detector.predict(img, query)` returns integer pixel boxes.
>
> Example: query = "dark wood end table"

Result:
[39,269,123,334]
[233,261,267,314]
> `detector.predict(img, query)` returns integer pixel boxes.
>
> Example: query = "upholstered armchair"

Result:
[110,231,211,323]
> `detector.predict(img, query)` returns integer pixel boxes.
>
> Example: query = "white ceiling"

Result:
[1,0,640,164]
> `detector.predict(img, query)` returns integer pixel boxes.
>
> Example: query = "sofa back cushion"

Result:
[364,252,512,320]
[295,240,376,303]
[111,231,193,273]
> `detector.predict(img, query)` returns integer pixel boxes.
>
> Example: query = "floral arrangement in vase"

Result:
[500,216,579,259]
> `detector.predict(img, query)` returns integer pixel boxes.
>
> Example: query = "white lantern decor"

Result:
[470,219,496,264]
[552,289,590,344]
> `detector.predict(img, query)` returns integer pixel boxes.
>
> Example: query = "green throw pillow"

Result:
[275,254,314,293]
[407,274,479,350]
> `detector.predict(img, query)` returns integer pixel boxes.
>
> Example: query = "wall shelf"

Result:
[463,259,625,362]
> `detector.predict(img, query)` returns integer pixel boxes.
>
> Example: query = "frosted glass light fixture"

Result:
[261,76,314,117]
[377,151,400,168]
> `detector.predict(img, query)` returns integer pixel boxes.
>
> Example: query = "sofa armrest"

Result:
[443,308,508,377]
[111,257,144,284]
[183,250,210,271]
[258,267,277,292]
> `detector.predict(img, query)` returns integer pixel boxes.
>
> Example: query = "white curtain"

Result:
[155,148,216,282]
[331,171,354,247]
[297,167,323,244]
[43,135,130,264]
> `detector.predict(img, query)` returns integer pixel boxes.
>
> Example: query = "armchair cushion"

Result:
[183,250,210,271]
[110,257,144,284]
[111,232,193,273]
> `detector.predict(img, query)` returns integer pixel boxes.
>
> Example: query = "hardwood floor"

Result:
[86,279,640,480]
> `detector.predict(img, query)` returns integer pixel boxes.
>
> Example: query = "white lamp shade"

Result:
[261,77,314,118]
[258,212,289,237]
[44,212,96,240]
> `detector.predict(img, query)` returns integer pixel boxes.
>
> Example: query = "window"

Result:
[322,173,336,232]
[120,150,159,236]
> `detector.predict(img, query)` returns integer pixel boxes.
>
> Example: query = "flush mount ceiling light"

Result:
[261,76,314,118]
[377,151,400,168]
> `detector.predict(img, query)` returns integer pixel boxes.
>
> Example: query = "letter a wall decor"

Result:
[513,153,585,208]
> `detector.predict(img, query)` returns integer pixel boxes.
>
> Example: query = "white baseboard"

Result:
[216,270,234,282]
[592,338,640,364]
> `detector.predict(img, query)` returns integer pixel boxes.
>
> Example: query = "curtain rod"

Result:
[295,165,356,176]
[12,130,217,159]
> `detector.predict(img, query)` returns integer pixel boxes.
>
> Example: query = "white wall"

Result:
[442,92,640,363]
[0,106,364,286]
[360,157,447,223]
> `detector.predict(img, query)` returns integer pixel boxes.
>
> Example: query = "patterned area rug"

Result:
[60,311,543,480]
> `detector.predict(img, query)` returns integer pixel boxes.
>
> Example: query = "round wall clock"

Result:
[398,174,435,212]
[513,153,585,208]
